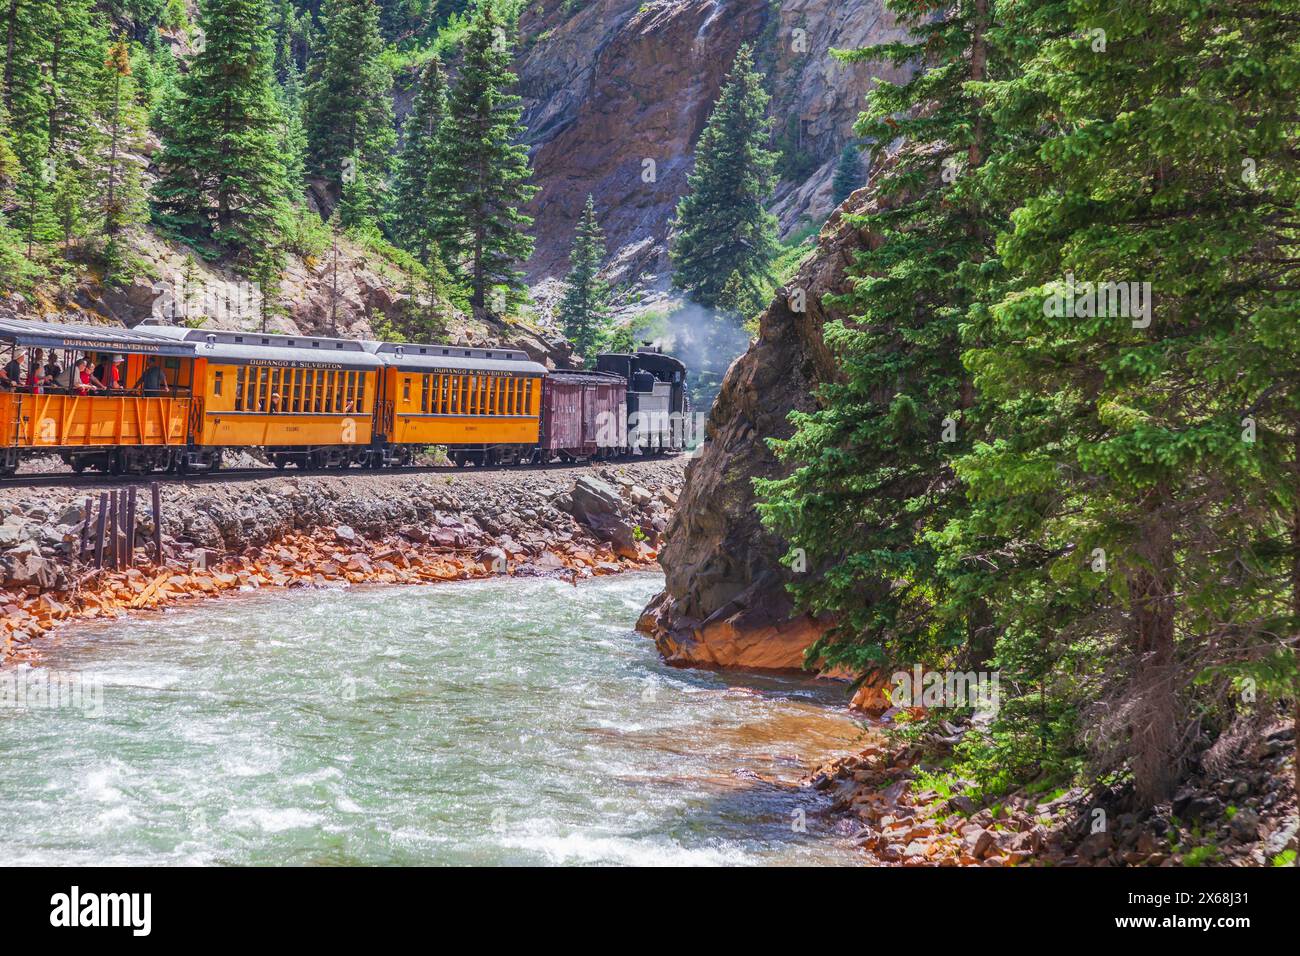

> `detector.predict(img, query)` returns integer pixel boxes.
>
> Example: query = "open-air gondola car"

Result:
[0,318,196,476]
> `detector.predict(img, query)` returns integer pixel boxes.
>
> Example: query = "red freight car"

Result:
[538,370,627,461]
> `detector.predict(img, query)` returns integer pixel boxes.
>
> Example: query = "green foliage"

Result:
[391,54,451,265]
[756,0,1300,808]
[671,43,779,308]
[557,194,613,366]
[304,0,396,228]
[432,4,537,312]
[151,0,289,270]
[831,143,863,205]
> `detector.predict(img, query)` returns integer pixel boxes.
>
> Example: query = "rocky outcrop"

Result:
[638,182,881,671]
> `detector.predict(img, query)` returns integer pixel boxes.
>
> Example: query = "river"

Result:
[0,573,867,865]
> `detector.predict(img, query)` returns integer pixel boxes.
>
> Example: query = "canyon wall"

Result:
[519,0,910,286]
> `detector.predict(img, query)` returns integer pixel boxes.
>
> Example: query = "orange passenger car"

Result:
[370,342,548,466]
[144,326,385,471]
[0,318,195,476]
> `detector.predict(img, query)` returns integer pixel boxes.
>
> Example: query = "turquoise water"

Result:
[0,573,866,865]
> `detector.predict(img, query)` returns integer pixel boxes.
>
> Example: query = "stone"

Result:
[1077,831,1113,860]
[963,828,994,859]
[1229,809,1259,843]
[334,525,358,544]
[476,546,507,573]
[3,549,58,590]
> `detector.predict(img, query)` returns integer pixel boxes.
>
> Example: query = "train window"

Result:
[235,368,246,410]
[293,369,303,412]
[421,374,430,413]
[356,373,366,414]
[402,377,411,402]
[334,371,344,413]
[213,370,223,396]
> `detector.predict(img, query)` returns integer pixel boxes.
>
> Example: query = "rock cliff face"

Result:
[638,182,880,671]
[519,0,910,286]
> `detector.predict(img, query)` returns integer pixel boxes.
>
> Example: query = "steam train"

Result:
[0,317,691,477]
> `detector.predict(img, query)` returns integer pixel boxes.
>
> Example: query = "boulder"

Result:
[3,547,59,589]
[569,476,638,559]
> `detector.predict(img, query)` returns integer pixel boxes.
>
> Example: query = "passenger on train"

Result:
[72,357,104,394]
[136,357,168,396]
[42,352,62,391]
[0,350,22,390]
[26,348,58,393]
[94,354,125,390]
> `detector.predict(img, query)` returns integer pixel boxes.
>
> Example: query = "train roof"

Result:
[367,341,547,376]
[546,368,626,385]
[596,349,687,376]
[143,326,383,370]
[0,317,197,357]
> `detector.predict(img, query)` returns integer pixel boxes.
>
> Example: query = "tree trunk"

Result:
[104,72,121,237]
[1292,426,1299,850]
[4,0,19,112]
[967,0,988,168]
[1129,484,1179,806]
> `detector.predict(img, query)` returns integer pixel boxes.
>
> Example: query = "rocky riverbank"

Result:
[1,458,684,664]
[810,714,1297,867]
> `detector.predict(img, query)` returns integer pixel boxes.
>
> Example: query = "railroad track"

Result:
[0,456,677,490]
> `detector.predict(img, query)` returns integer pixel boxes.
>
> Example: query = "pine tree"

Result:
[557,194,612,366]
[670,43,778,308]
[0,98,34,287]
[945,0,1300,804]
[97,38,149,276]
[303,0,394,228]
[435,5,536,313]
[276,57,307,197]
[1,0,58,257]
[391,54,449,263]
[151,0,288,264]
[756,0,1004,677]
[831,143,863,205]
